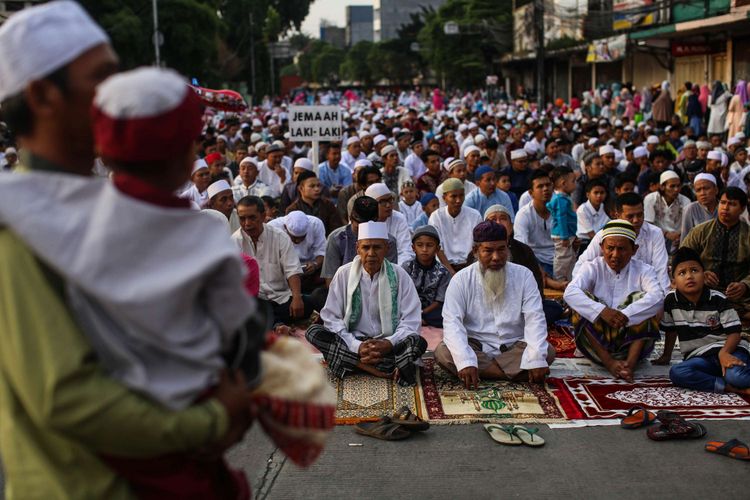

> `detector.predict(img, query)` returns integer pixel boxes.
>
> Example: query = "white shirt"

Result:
[564,257,664,325]
[232,179,272,203]
[442,262,550,372]
[321,261,422,353]
[385,210,415,265]
[404,152,426,179]
[179,184,208,208]
[398,199,423,228]
[436,179,478,208]
[573,221,670,291]
[644,191,691,234]
[576,200,610,239]
[268,215,326,263]
[429,206,483,264]
[232,225,302,304]
[257,160,285,197]
[518,190,532,210]
[341,150,366,170]
[513,203,554,265]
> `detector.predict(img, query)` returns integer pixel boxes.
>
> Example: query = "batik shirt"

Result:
[681,219,750,290]
[402,258,451,309]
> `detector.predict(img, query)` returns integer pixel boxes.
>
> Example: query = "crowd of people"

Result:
[2,1,750,498]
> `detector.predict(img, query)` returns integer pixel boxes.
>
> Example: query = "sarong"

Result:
[572,291,660,363]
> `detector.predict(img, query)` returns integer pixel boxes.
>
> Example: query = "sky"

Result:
[300,0,373,37]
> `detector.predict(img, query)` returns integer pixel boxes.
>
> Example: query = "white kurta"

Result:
[321,261,422,353]
[513,203,554,266]
[385,210,416,265]
[404,152,426,179]
[436,179,478,207]
[179,184,209,208]
[232,180,272,203]
[398,199,423,228]
[576,200,610,239]
[257,160,285,197]
[573,221,670,291]
[442,262,550,372]
[232,225,302,304]
[268,215,327,263]
[428,206,483,264]
[564,257,664,325]
[644,191,691,234]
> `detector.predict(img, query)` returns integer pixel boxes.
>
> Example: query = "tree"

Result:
[312,45,344,85]
[340,41,374,84]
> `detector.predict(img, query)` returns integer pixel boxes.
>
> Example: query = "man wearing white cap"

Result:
[463,144,482,181]
[257,143,287,197]
[206,179,241,232]
[643,170,691,252]
[705,149,727,190]
[435,158,478,207]
[366,134,388,166]
[404,138,427,179]
[307,221,426,386]
[280,156,328,211]
[365,182,414,265]
[232,156,271,202]
[318,142,352,203]
[681,173,719,240]
[565,220,664,382]
[0,12,250,493]
[380,144,411,196]
[269,210,327,292]
[1,146,18,171]
[341,135,365,170]
[599,145,617,174]
[507,148,534,200]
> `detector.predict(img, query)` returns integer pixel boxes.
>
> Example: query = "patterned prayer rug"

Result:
[548,377,750,420]
[417,359,566,424]
[328,370,419,425]
[548,323,578,358]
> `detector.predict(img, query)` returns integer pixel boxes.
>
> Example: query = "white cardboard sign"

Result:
[289,105,343,141]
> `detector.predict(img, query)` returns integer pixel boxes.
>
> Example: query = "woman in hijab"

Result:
[726,80,749,138]
[686,85,703,136]
[699,84,710,114]
[708,81,730,136]
[652,80,673,128]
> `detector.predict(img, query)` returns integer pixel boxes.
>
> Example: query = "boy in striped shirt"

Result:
[655,247,750,394]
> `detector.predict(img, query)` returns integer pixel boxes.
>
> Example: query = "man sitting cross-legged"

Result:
[435,221,554,390]
[564,220,665,382]
[306,221,427,386]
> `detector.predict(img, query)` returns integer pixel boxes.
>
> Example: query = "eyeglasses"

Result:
[378,198,394,206]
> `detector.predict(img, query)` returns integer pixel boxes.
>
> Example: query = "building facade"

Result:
[373,0,446,42]
[346,5,373,46]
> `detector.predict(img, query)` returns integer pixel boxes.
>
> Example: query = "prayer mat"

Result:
[547,323,578,358]
[328,368,419,425]
[417,359,566,424]
[548,377,750,420]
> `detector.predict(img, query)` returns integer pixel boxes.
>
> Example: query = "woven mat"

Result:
[549,376,750,420]
[328,369,418,425]
[416,359,566,424]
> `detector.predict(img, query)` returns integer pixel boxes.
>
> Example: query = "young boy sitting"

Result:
[655,247,750,395]
[411,192,439,230]
[398,180,422,228]
[402,225,451,328]
[496,168,519,212]
[576,178,610,254]
[546,166,578,281]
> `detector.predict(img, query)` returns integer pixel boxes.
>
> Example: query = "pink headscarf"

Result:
[699,84,710,113]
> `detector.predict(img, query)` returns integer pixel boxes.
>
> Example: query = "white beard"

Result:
[480,265,506,307]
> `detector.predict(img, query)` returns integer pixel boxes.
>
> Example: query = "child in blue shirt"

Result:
[546,166,578,281]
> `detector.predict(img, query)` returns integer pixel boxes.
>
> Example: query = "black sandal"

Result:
[354,417,411,441]
[392,406,430,432]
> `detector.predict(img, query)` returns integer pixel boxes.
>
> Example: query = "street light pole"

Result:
[152,0,161,66]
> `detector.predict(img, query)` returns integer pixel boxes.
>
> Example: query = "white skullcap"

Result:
[358,130,371,139]
[4,147,17,155]
[364,183,393,200]
[239,156,257,168]
[458,123,468,132]
[707,150,722,161]
[728,137,741,147]
[523,142,539,154]
[647,136,659,145]
[659,170,680,184]
[510,149,527,160]
[694,173,716,185]
[525,118,534,125]
[380,145,397,157]
[474,134,486,143]
[736,132,746,140]
[192,158,208,175]
[250,132,262,143]
[252,118,263,127]
[0,1,110,101]
[207,179,231,199]
[358,221,389,241]
[200,209,231,234]
[217,134,228,142]
[373,134,388,146]
[272,140,285,148]
[346,136,361,147]
[464,145,481,156]
[468,122,479,129]
[392,127,401,135]
[599,145,615,156]
[354,159,372,169]
[633,147,648,159]
[284,211,309,237]
[696,141,711,149]
[294,158,313,171]
[587,138,599,146]
[268,119,277,126]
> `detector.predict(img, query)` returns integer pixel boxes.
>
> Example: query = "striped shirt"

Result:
[660,288,746,359]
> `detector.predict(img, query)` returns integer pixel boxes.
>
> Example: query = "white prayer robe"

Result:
[576,200,610,239]
[398,199,423,228]
[564,257,664,325]
[442,262,550,372]
[644,191,691,234]
[404,152,426,179]
[573,221,670,291]
[385,210,415,265]
[321,261,422,353]
[257,159,285,197]
[513,203,554,266]
[268,215,327,263]
[179,184,208,208]
[428,206,483,264]
[232,225,302,304]
[232,179,272,203]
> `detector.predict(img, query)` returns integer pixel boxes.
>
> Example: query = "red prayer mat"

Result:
[548,377,750,420]
[547,324,578,358]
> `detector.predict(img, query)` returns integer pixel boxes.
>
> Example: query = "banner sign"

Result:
[289,106,343,141]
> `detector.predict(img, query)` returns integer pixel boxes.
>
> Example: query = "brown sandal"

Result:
[392,406,430,431]
[354,417,411,441]
[620,405,657,429]
[705,439,750,461]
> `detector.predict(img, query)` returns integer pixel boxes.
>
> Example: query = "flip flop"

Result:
[512,426,545,447]
[705,439,750,461]
[354,417,411,441]
[620,405,657,429]
[392,406,430,431]
[483,424,522,446]
[647,421,707,441]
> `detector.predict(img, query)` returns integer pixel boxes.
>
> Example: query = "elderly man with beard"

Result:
[306,222,426,386]
[435,221,554,389]
[564,220,664,381]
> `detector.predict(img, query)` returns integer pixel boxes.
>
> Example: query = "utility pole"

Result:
[152,0,161,66]
[534,0,545,109]
[249,12,256,104]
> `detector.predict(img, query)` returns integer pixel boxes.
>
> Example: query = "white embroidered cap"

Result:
[357,221,389,240]
[284,211,309,237]
[207,180,232,199]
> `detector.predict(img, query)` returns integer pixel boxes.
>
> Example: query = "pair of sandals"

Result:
[354,406,430,441]
[484,424,545,447]
[621,406,706,440]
